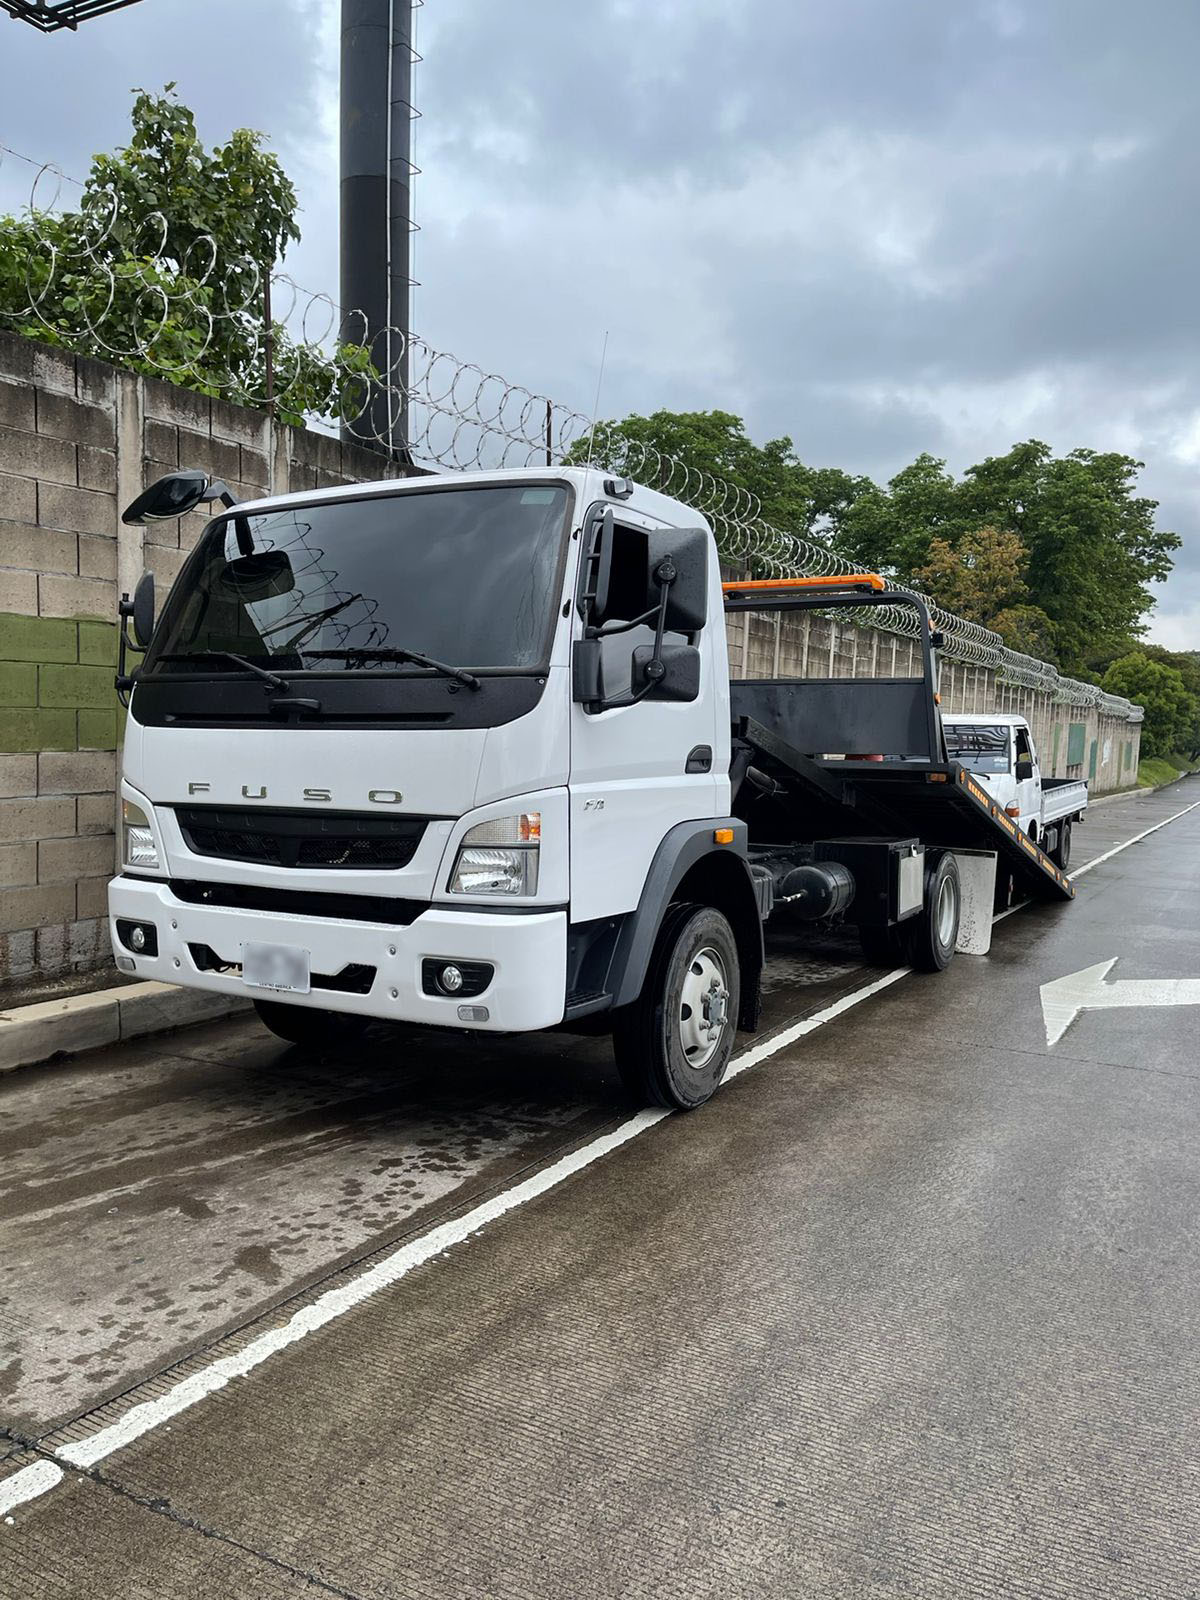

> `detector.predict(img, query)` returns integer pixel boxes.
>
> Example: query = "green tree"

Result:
[833,453,966,575]
[834,440,1178,672]
[0,87,373,427]
[963,443,1179,672]
[1138,645,1200,755]
[1101,651,1197,759]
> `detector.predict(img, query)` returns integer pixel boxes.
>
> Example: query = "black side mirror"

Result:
[643,527,709,632]
[115,569,156,705]
[631,643,701,702]
[131,571,155,648]
[122,469,239,525]
[122,469,212,524]
[1015,758,1034,781]
[599,524,710,633]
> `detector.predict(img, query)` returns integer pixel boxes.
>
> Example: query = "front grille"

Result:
[170,878,427,925]
[176,806,428,870]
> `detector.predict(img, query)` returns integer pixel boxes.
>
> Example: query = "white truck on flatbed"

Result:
[108,466,1077,1110]
[942,714,1087,870]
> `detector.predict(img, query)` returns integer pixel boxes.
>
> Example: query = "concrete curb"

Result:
[0,983,250,1076]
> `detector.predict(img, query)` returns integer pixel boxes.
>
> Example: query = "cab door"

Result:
[1014,725,1041,834]
[568,504,725,924]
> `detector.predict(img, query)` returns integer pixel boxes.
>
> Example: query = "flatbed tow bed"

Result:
[733,713,1075,902]
[723,574,1076,968]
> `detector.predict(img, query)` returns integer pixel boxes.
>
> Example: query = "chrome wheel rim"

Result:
[679,945,729,1070]
[935,873,958,946]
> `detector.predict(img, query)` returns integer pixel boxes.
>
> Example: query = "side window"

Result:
[1015,728,1034,767]
[599,622,688,700]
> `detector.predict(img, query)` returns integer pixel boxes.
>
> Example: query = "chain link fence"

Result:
[0,142,1140,721]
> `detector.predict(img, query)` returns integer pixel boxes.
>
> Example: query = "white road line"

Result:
[2,793,1196,1520]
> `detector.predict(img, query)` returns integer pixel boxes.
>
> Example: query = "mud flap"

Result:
[952,849,998,954]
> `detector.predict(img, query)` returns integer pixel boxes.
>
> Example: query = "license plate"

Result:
[242,941,311,994]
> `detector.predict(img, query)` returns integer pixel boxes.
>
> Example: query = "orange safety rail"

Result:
[721,573,886,595]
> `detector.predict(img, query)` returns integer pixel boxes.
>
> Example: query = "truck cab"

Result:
[110,467,762,1110]
[942,716,1040,830]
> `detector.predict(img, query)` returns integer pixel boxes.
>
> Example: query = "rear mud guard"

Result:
[952,848,998,954]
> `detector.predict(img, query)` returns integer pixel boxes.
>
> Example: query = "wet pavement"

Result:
[1,779,1198,1598]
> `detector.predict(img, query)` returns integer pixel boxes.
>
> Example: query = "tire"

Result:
[253,998,369,1049]
[1051,821,1072,871]
[612,903,741,1110]
[908,851,961,972]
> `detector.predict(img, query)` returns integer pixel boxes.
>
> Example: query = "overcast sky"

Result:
[2,0,1198,648]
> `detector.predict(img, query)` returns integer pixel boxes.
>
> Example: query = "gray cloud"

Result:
[2,0,1197,645]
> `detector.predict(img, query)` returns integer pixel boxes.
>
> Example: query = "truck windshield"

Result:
[143,483,571,676]
[945,724,1011,774]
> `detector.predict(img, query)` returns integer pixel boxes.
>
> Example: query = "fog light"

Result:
[116,918,158,957]
[440,964,463,994]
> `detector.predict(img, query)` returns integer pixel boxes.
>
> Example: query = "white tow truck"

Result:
[942,714,1087,870]
[109,466,1077,1110]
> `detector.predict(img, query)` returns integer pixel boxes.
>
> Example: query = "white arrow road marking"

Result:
[1040,958,1200,1047]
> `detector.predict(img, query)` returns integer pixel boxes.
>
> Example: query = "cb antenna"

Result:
[584,329,610,471]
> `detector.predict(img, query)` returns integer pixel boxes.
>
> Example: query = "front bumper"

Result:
[108,876,567,1032]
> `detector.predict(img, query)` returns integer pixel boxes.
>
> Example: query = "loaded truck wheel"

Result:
[253,999,369,1049]
[1051,821,1072,870]
[612,902,741,1111]
[907,851,961,972]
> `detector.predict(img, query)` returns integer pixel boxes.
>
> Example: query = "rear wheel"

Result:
[612,903,740,1110]
[1051,820,1072,870]
[908,851,961,972]
[253,999,369,1049]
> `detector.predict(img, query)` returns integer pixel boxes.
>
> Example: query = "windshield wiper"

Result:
[158,650,290,691]
[301,647,481,691]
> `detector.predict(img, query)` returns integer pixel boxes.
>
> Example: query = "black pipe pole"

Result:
[388,0,413,450]
[340,0,412,458]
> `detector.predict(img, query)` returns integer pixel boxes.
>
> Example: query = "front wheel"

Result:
[253,998,369,1049]
[908,851,961,972]
[612,903,741,1110]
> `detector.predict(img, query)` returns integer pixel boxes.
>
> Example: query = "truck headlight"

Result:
[449,812,540,896]
[122,798,160,870]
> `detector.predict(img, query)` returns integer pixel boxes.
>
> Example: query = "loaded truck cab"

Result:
[942,714,1087,869]
[110,466,1076,1111]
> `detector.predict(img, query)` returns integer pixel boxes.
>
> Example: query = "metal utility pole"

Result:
[340,0,414,458]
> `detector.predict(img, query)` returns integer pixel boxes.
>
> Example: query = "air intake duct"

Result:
[778,862,855,920]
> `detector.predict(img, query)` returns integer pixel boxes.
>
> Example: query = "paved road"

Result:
[2,779,1198,1597]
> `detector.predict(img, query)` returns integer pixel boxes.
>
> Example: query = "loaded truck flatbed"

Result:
[109,466,1079,1112]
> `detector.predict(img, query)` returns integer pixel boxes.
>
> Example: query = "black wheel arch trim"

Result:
[607,818,764,1028]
